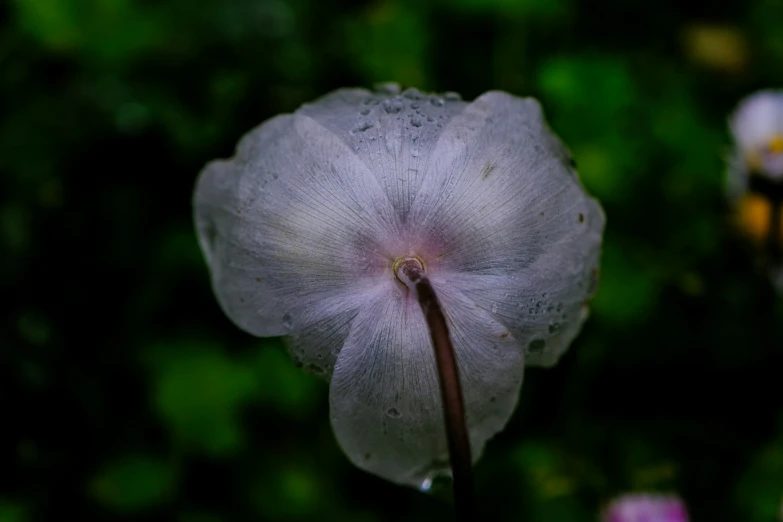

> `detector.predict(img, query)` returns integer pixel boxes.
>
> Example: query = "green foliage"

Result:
[736,416,783,521]
[89,456,175,512]
[537,56,641,205]
[146,341,259,455]
[342,2,432,88]
[11,0,163,63]
[591,241,660,325]
[251,342,322,418]
[452,0,571,18]
[0,502,26,522]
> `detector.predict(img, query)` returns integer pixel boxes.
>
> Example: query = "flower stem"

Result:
[396,258,475,522]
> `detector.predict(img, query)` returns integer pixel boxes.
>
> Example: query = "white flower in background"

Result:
[727,90,783,289]
[729,90,783,187]
[193,85,604,487]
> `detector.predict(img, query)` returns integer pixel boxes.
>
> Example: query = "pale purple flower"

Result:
[727,90,783,200]
[726,90,783,291]
[602,493,689,522]
[193,85,604,487]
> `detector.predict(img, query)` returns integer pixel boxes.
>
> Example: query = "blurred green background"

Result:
[2,0,783,520]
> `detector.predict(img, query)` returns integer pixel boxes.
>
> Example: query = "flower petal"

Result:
[440,239,600,368]
[329,277,524,486]
[404,91,604,365]
[193,112,399,365]
[297,87,468,220]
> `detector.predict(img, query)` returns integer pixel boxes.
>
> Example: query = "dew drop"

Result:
[444,91,461,101]
[491,303,499,313]
[383,98,404,114]
[430,96,444,107]
[528,338,546,353]
[353,121,373,133]
[305,363,325,375]
[375,83,400,95]
[360,108,370,116]
[202,219,218,253]
[410,118,423,127]
[386,407,402,418]
[419,477,433,492]
[282,313,293,329]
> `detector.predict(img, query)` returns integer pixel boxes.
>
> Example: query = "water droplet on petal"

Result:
[430,96,445,107]
[383,98,404,114]
[419,477,433,492]
[491,303,499,313]
[410,118,422,127]
[386,407,402,418]
[374,82,401,95]
[528,338,546,353]
[282,313,293,329]
[353,121,373,133]
[402,88,423,100]
[444,91,461,101]
[306,363,325,375]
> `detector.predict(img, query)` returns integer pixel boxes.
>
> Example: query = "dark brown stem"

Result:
[397,259,475,522]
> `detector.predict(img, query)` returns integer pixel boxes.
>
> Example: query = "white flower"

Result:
[728,90,783,199]
[193,86,604,487]
[727,90,783,290]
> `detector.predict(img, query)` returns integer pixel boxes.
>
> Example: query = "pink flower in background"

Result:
[602,493,689,522]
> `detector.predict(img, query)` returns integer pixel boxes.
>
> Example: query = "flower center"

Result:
[769,135,783,155]
[393,256,425,289]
